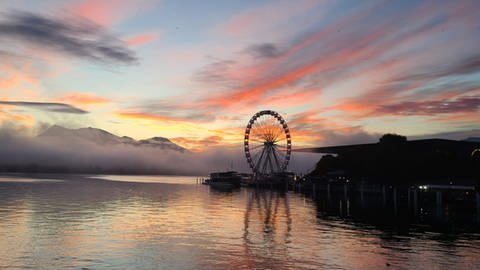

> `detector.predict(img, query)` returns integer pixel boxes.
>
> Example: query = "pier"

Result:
[288,180,480,222]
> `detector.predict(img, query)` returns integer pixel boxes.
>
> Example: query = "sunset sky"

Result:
[0,0,479,150]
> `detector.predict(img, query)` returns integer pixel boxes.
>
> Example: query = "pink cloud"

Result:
[219,0,323,38]
[125,32,158,47]
[67,0,156,26]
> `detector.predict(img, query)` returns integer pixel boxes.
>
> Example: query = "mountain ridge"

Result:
[39,125,187,152]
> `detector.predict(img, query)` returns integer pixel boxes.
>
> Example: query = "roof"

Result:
[294,139,480,154]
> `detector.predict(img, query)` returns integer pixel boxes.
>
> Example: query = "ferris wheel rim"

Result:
[244,110,292,174]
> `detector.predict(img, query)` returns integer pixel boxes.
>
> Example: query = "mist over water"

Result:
[0,174,479,270]
[0,126,318,175]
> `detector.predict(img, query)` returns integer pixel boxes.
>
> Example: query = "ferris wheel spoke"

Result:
[251,149,262,164]
[268,149,275,173]
[250,149,265,160]
[274,143,289,150]
[250,149,263,159]
[250,137,265,144]
[273,145,287,160]
[271,148,282,171]
[274,151,285,162]
[271,126,282,141]
[263,146,273,174]
[262,147,272,174]
[254,146,267,173]
[249,144,264,150]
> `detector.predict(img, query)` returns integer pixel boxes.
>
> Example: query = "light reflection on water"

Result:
[0,174,479,269]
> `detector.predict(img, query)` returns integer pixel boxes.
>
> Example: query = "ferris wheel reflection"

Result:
[243,190,292,258]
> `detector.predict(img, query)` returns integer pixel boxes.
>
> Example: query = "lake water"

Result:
[0,174,479,269]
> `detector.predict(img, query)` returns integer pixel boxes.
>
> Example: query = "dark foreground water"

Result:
[0,174,479,269]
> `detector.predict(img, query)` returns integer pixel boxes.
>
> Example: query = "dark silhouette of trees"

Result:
[310,154,339,176]
[379,133,407,145]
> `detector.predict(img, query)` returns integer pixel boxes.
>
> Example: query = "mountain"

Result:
[410,129,480,141]
[465,137,480,143]
[39,125,187,152]
[137,137,187,152]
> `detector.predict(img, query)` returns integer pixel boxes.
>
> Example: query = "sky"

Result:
[0,0,479,151]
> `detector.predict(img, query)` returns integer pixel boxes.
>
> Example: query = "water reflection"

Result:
[243,190,292,268]
[0,174,479,269]
[312,184,480,234]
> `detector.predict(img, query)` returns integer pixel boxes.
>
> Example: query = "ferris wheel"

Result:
[244,110,291,175]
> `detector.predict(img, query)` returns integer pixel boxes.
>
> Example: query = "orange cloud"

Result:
[199,23,394,110]
[171,136,223,152]
[116,111,188,123]
[56,92,109,106]
[126,33,158,47]
[264,88,321,108]
[331,102,373,114]
[0,61,40,91]
[203,61,319,109]
[0,108,34,126]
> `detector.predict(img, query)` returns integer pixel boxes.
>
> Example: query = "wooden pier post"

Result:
[413,189,418,215]
[436,191,442,218]
[344,184,348,201]
[360,182,365,208]
[407,188,411,209]
[393,187,398,215]
[339,200,346,217]
[382,186,386,208]
[476,192,480,222]
[327,183,331,200]
[346,199,350,216]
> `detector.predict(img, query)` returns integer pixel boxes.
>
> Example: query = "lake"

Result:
[0,174,479,269]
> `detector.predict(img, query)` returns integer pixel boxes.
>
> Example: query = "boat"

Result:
[206,171,242,191]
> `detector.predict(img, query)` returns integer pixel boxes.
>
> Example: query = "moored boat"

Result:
[206,171,242,191]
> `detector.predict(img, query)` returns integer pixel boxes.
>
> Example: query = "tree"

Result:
[379,133,407,145]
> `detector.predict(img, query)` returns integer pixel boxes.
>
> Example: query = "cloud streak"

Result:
[377,96,480,115]
[0,11,137,64]
[0,101,88,114]
[246,43,281,59]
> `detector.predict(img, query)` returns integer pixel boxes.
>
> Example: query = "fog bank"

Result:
[0,128,318,175]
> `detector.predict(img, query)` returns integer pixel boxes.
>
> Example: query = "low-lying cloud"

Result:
[0,125,318,175]
[0,101,88,114]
